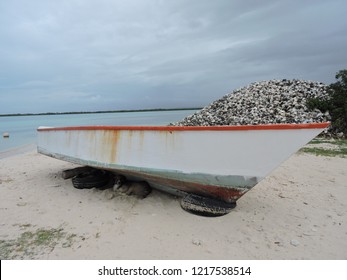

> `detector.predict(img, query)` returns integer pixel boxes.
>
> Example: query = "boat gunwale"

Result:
[37,122,330,132]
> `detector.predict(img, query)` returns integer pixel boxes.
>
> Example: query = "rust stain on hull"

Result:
[150,175,245,203]
[102,130,120,163]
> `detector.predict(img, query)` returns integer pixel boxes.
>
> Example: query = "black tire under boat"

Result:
[180,194,236,217]
[72,169,114,190]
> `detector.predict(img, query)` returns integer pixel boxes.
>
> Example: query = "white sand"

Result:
[0,149,346,259]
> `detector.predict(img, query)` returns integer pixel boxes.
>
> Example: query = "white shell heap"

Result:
[172,79,330,127]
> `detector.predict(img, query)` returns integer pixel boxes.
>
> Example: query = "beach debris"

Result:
[192,239,203,246]
[0,177,14,184]
[49,185,61,188]
[290,239,300,247]
[16,202,27,207]
[3,132,10,138]
[116,180,152,199]
[171,79,330,130]
[104,189,116,200]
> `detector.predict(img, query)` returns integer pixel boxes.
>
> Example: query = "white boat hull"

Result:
[37,123,329,203]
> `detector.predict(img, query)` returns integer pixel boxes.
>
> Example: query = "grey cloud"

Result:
[0,0,346,114]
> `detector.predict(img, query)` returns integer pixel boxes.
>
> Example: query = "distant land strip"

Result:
[0,107,201,117]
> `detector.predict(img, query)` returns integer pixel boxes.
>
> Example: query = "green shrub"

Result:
[307,70,347,137]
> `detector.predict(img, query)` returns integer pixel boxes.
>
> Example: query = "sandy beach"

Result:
[0,147,346,260]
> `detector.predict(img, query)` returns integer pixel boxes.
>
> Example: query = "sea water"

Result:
[0,110,196,153]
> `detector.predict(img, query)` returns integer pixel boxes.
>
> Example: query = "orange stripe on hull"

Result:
[37,122,330,132]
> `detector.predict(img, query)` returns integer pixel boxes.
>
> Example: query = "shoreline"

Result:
[0,107,202,118]
[0,143,36,159]
[0,148,346,259]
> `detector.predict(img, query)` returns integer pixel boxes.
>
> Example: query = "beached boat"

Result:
[37,123,329,215]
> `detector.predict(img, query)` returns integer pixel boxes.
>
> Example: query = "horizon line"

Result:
[0,107,202,117]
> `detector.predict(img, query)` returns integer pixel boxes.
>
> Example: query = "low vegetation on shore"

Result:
[0,225,81,259]
[300,138,347,157]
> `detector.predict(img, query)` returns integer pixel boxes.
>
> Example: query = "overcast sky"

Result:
[1,0,346,114]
